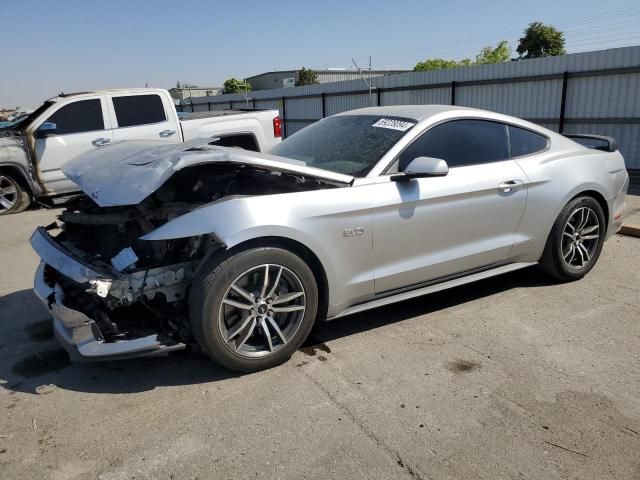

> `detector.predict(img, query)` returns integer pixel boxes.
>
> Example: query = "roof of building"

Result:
[169,86,222,91]
[246,68,409,79]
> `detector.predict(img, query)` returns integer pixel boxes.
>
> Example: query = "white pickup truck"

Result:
[0,88,282,214]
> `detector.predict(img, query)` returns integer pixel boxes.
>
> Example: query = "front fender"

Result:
[141,196,338,284]
[0,134,42,195]
[141,190,376,312]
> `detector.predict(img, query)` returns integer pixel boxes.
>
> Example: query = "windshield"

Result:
[5,114,29,126]
[14,101,55,131]
[269,115,416,176]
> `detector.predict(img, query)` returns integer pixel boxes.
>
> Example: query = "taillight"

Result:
[273,116,282,138]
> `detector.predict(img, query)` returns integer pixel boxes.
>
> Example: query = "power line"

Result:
[313,6,640,70]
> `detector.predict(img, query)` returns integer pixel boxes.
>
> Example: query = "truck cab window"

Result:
[45,99,104,135]
[112,94,166,128]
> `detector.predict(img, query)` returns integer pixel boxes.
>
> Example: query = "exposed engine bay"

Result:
[41,163,339,352]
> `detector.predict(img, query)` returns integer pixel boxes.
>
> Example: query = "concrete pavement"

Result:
[1,206,639,480]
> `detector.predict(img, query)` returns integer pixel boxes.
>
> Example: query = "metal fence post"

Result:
[376,88,381,106]
[451,81,456,105]
[559,71,569,133]
[252,98,256,109]
[207,102,211,111]
[321,93,326,118]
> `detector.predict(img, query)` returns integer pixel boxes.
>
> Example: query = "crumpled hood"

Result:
[62,139,353,207]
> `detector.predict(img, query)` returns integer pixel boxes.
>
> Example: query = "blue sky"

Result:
[2,0,639,107]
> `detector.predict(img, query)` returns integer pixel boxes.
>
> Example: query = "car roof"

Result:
[336,105,479,121]
[46,88,167,102]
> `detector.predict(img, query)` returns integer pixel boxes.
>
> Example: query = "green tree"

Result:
[413,41,510,72]
[414,58,466,72]
[475,40,511,64]
[516,22,566,59]
[296,67,319,86]
[222,78,252,94]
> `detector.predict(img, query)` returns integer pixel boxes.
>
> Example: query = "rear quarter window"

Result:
[508,125,548,157]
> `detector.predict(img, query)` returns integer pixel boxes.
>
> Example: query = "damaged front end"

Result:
[30,141,349,361]
[30,214,206,360]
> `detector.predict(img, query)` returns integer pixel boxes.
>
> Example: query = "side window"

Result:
[398,120,509,171]
[112,94,166,128]
[45,99,104,135]
[508,125,548,157]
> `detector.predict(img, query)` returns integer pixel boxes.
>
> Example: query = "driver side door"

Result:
[371,119,529,294]
[32,96,113,194]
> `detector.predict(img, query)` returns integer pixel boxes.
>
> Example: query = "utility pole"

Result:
[240,78,251,107]
[369,56,372,103]
[352,57,373,106]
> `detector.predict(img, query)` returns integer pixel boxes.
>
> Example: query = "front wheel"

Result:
[190,247,318,372]
[0,174,30,215]
[539,196,606,281]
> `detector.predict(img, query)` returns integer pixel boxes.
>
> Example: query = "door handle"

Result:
[498,180,524,193]
[159,130,176,138]
[92,137,111,147]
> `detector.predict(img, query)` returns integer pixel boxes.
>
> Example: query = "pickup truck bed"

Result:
[179,110,259,121]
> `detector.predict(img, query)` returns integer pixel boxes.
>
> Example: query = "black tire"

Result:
[539,195,606,281]
[189,247,318,372]
[0,174,30,215]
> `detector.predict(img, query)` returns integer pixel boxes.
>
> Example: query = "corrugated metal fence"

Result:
[183,46,640,170]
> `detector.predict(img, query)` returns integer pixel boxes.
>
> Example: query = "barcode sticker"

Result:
[372,118,415,131]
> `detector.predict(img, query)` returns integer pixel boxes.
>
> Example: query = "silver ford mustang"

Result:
[30,105,629,372]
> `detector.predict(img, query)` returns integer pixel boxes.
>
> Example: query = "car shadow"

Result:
[307,266,555,345]
[0,267,555,395]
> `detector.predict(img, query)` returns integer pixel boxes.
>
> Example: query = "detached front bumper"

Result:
[30,228,185,361]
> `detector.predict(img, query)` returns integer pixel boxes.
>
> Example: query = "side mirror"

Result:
[35,122,57,138]
[391,156,449,181]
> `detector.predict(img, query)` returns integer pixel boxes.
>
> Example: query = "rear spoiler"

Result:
[563,134,618,152]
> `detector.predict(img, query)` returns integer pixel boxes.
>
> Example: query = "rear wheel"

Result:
[190,247,318,372]
[539,196,606,281]
[0,174,30,215]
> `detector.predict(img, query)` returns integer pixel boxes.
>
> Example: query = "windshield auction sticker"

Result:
[372,118,415,131]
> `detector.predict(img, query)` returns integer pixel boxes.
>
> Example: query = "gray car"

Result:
[30,105,629,372]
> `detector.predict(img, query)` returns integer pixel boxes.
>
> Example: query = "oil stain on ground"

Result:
[11,349,71,378]
[299,343,331,357]
[24,319,54,342]
[446,359,481,373]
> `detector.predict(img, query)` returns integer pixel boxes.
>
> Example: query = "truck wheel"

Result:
[539,195,606,281]
[190,247,318,372]
[0,174,30,215]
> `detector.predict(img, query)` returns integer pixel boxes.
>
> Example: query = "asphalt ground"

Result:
[1,203,639,480]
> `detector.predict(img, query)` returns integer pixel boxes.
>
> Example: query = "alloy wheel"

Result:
[0,176,18,212]
[561,206,601,269]
[218,264,306,358]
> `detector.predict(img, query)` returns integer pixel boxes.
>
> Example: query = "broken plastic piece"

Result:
[111,247,139,272]
[89,279,113,298]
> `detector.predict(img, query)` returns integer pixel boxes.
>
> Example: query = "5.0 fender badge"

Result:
[343,227,364,237]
